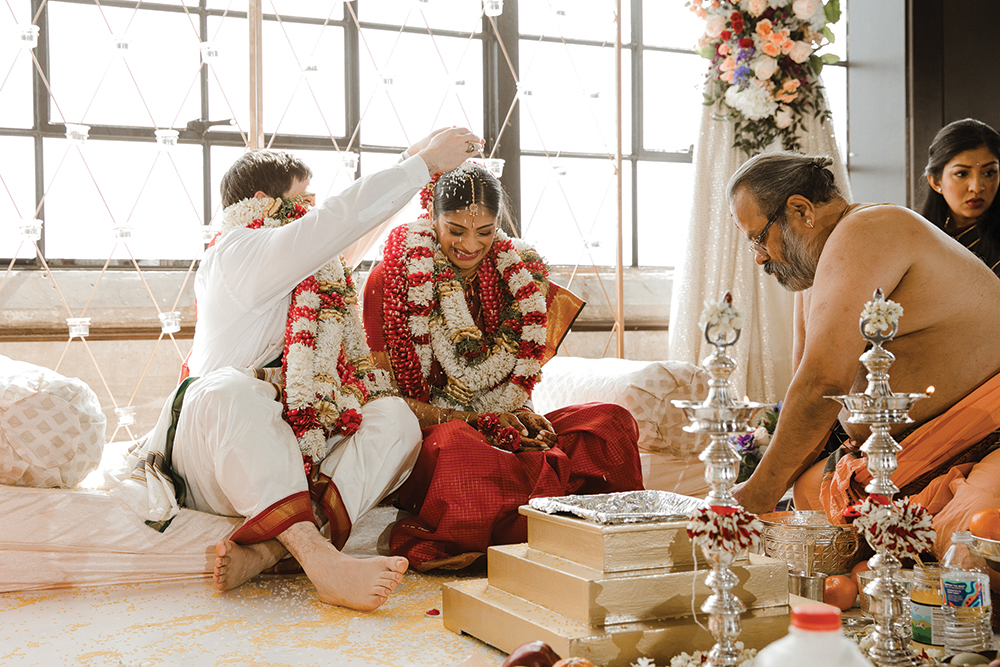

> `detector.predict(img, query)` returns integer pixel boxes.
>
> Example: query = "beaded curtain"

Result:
[667,87,851,403]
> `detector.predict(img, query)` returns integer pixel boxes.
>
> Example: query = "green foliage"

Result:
[824,0,842,25]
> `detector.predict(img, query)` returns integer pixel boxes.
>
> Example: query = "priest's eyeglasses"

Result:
[748,208,782,255]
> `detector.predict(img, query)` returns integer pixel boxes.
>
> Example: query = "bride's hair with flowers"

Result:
[220,149,312,208]
[429,162,515,234]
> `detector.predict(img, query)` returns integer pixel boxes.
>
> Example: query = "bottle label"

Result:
[910,600,945,646]
[941,576,988,608]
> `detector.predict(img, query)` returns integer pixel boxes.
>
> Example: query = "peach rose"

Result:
[775,88,798,104]
[761,41,781,57]
[792,0,822,20]
[705,15,727,38]
[747,0,769,17]
[718,43,732,56]
[781,78,801,93]
[788,40,813,63]
[775,105,794,128]
[755,18,773,38]
[719,56,737,72]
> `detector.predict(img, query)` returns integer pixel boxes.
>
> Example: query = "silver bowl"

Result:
[759,510,864,575]
[973,535,1000,572]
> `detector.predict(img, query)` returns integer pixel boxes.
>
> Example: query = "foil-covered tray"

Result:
[528,490,702,525]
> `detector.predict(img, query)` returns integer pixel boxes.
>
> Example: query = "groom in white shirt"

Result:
[120,127,481,611]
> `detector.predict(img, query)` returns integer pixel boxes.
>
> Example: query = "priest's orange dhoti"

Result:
[811,370,1000,562]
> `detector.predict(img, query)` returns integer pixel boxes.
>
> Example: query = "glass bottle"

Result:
[909,562,945,646]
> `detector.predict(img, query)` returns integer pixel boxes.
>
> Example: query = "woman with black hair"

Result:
[363,161,644,572]
[921,118,1000,277]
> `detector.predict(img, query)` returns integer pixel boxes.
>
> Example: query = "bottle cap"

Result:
[791,605,842,632]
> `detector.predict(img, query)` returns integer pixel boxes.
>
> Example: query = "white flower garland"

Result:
[698,293,744,341]
[860,290,903,337]
[219,196,393,461]
[397,219,547,413]
[854,496,935,561]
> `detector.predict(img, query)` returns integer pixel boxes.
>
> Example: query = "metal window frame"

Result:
[4,0,699,270]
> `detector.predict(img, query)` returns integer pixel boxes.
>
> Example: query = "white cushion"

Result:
[532,356,710,458]
[0,356,106,488]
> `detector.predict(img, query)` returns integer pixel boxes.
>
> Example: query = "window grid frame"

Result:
[4,0,707,270]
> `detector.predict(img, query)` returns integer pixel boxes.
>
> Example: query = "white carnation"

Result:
[724,80,778,121]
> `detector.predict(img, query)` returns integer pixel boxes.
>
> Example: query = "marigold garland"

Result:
[381,218,549,414]
[218,195,394,462]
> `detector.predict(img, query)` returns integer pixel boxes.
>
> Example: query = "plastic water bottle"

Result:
[755,606,871,667]
[940,530,993,653]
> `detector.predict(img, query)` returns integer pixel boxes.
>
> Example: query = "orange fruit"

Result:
[824,574,859,612]
[969,508,1000,541]
[850,560,871,591]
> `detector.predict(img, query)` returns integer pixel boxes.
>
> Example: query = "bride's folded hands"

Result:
[499,411,557,450]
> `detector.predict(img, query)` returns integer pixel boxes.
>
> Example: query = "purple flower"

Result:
[733,65,752,86]
[731,432,757,455]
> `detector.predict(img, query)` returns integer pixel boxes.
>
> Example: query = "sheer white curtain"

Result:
[667,95,851,403]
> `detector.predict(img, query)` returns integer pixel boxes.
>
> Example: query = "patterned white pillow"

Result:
[532,357,710,457]
[0,356,106,488]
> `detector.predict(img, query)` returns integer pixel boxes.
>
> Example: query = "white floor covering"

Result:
[0,507,504,667]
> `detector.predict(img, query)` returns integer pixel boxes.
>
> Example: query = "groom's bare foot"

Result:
[277,521,409,610]
[310,550,408,610]
[213,538,286,591]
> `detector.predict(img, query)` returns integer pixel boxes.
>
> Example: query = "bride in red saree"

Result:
[363,161,644,571]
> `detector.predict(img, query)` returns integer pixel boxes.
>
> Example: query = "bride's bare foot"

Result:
[277,521,409,610]
[213,538,286,591]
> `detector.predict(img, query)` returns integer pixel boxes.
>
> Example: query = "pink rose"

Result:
[792,0,822,20]
[705,15,727,38]
[788,40,813,63]
[752,55,779,81]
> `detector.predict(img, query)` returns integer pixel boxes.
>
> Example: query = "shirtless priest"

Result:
[112,127,482,610]
[728,151,1000,559]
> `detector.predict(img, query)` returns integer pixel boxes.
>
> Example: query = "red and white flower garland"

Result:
[686,504,763,555]
[219,196,394,461]
[381,218,549,413]
[854,495,935,561]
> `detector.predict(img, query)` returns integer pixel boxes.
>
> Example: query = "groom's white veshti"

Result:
[112,127,483,610]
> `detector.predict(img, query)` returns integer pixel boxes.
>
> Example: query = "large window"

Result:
[0,0,847,269]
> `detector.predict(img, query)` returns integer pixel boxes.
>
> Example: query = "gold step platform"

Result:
[443,505,810,666]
